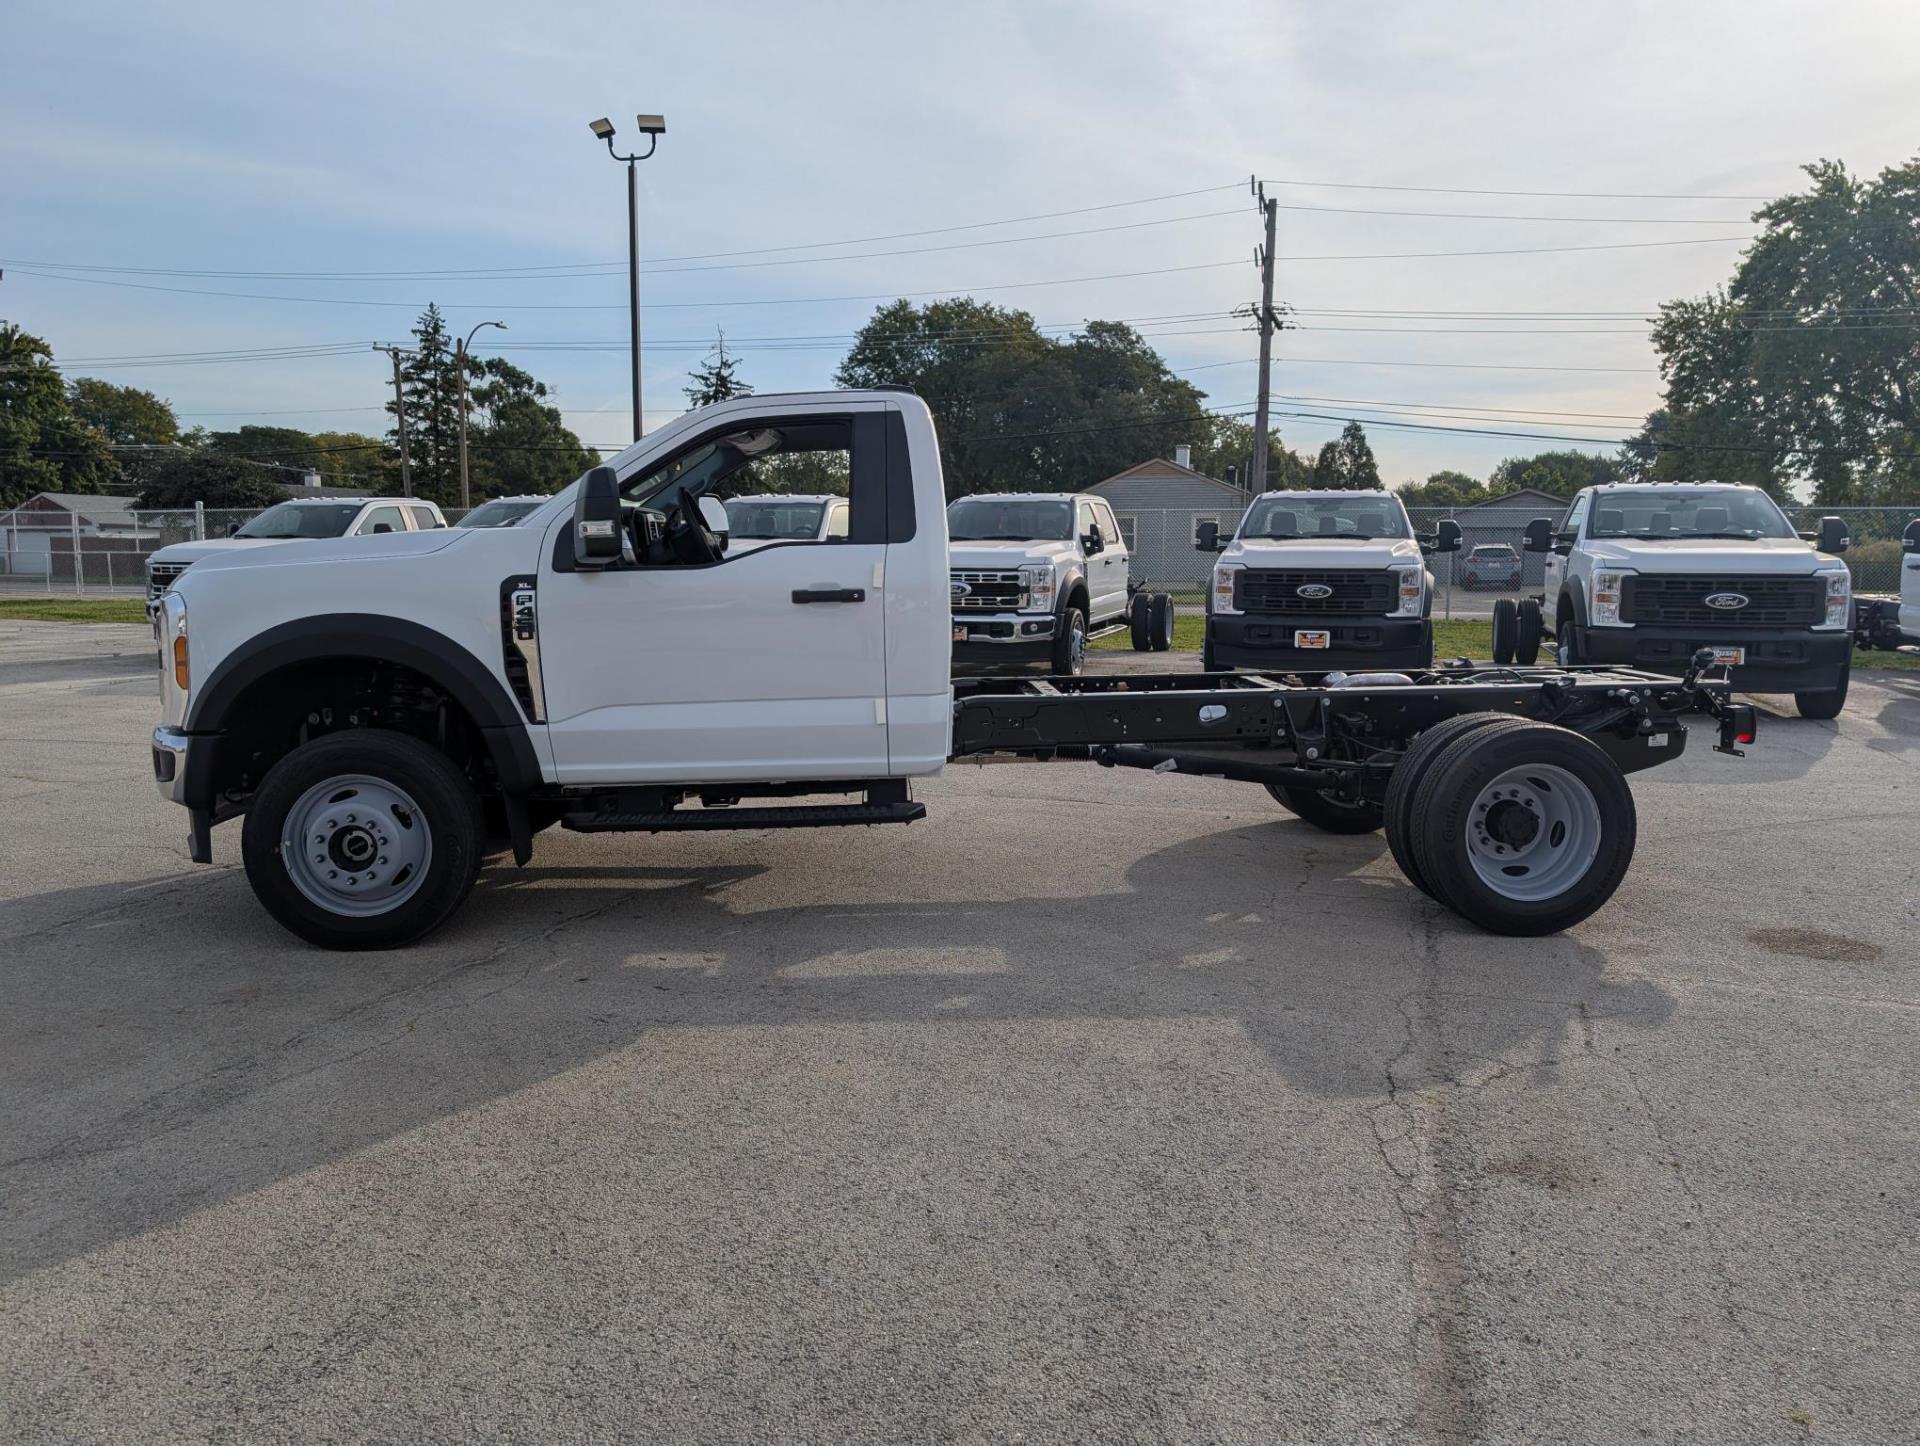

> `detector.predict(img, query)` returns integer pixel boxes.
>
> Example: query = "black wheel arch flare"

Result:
[181,613,543,810]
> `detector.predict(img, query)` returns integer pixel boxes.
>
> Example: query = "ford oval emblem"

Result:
[951,582,970,597]
[1704,591,1749,610]
[1296,583,1334,600]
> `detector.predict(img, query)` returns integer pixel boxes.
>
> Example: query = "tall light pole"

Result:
[590,113,666,442]
[457,320,508,512]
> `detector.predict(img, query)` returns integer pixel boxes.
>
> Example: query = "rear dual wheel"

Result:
[1129,592,1176,652]
[1382,714,1636,935]
[1489,598,1544,666]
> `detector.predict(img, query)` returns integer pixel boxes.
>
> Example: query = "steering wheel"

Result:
[664,496,725,566]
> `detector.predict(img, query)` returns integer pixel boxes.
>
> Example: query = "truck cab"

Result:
[947,491,1152,675]
[1521,482,1854,717]
[1197,489,1458,673]
[146,496,448,610]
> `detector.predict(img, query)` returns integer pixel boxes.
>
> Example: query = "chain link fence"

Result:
[1109,504,1918,618]
[0,503,474,597]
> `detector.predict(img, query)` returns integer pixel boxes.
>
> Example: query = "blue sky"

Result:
[4,0,1916,485]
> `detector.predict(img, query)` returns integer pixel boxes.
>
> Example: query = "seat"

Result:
[1271,510,1298,535]
[1597,509,1625,531]
[1695,506,1730,532]
[1649,511,1672,534]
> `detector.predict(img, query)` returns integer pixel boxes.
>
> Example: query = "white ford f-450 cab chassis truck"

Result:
[149,390,1754,949]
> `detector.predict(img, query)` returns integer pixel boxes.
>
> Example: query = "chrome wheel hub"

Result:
[1464,763,1600,902]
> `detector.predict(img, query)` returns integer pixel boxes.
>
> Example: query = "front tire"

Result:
[242,729,485,949]
[1794,655,1850,719]
[1051,604,1088,676]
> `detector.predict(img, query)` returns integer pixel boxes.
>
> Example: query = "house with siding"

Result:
[1085,448,1252,591]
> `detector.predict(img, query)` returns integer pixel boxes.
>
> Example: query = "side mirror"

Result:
[1818,515,1849,555]
[1082,530,1103,556]
[1195,520,1220,552]
[1904,519,1920,554]
[697,494,730,546]
[572,465,624,567]
[1433,518,1463,554]
[1522,518,1555,554]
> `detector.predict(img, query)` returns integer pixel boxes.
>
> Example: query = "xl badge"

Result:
[1704,592,1749,610]
[1296,583,1334,600]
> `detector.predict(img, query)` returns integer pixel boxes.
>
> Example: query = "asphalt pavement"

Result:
[1,620,1914,1443]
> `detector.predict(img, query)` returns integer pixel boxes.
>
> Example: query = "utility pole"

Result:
[373,344,415,497]
[1249,176,1280,493]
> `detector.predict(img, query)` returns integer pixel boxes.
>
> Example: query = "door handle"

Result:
[792,587,866,604]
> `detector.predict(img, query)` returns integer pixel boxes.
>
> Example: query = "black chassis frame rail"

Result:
[950,657,1754,801]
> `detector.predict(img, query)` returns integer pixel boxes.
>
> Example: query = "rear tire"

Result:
[1150,592,1175,651]
[1794,655,1850,719]
[1490,598,1519,664]
[1051,603,1088,676]
[1129,592,1153,651]
[1266,783,1384,834]
[1383,713,1531,898]
[1515,598,1544,665]
[1408,721,1636,935]
[241,729,485,950]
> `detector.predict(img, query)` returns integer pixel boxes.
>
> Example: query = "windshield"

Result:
[946,498,1074,542]
[1240,496,1411,540]
[233,503,362,539]
[461,500,541,528]
[726,500,825,540]
[1585,489,1795,540]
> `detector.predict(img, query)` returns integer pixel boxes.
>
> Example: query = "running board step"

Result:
[562,800,926,833]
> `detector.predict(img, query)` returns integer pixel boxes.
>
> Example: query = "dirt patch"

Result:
[1747,927,1885,963]
[1483,1154,1589,1191]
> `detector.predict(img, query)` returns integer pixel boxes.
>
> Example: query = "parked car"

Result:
[144,389,1754,948]
[1505,481,1854,717]
[722,493,850,548]
[458,496,547,528]
[1460,542,1522,590]
[1196,489,1460,673]
[1850,517,1920,653]
[948,492,1170,674]
[146,497,447,611]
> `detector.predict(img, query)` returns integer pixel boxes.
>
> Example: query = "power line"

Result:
[1259,175,1777,201]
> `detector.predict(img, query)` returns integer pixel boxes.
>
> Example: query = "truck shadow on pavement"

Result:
[1,818,1670,1282]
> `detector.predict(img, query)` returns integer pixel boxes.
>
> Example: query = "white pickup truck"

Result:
[146,496,448,610]
[947,491,1171,674]
[1196,489,1461,673]
[1501,482,1855,718]
[149,389,1755,949]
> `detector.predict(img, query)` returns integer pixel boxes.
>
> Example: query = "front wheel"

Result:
[1051,605,1088,676]
[1794,655,1850,719]
[241,729,485,949]
[1266,783,1384,834]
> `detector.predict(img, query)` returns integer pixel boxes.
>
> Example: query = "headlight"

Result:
[1388,563,1425,618]
[1817,568,1850,629]
[157,592,190,722]
[1590,569,1630,626]
[1020,564,1056,615]
[1211,563,1242,615]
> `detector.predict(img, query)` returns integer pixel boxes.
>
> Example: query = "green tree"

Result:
[0,325,115,505]
[307,432,399,492]
[387,306,464,505]
[1396,469,1485,508]
[1309,421,1381,490]
[1188,416,1310,489]
[67,378,178,446]
[466,357,597,498]
[684,332,752,408]
[1647,156,1920,504]
[1486,450,1621,498]
[835,300,1215,497]
[205,425,319,469]
[133,451,289,510]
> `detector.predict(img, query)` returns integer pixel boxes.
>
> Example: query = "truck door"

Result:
[1092,500,1128,619]
[1079,499,1119,622]
[535,404,893,785]
[1544,492,1589,609]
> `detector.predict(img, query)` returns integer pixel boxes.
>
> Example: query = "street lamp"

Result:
[457,320,508,511]
[590,112,666,442]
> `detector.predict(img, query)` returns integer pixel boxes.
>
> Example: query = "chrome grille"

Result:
[1236,569,1394,615]
[147,562,191,600]
[951,570,1025,611]
[1620,575,1824,627]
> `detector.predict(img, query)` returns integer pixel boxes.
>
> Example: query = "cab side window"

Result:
[408,506,442,530]
[1093,501,1122,549]
[824,501,850,540]
[359,505,407,535]
[1560,495,1590,538]
[1075,501,1100,547]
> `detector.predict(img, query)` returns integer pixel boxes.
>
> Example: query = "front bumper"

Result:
[152,726,191,805]
[1577,623,1851,691]
[1207,614,1432,671]
[952,612,1058,667]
